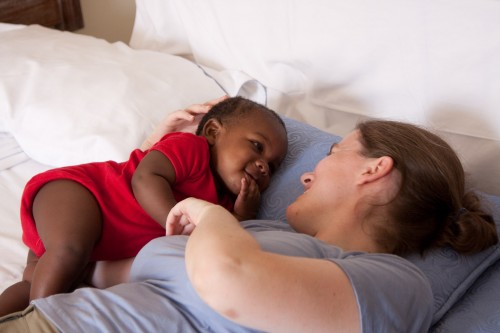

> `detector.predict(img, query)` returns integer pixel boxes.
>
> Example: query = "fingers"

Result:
[165,214,193,236]
[144,96,230,150]
[239,177,260,200]
[204,95,229,107]
[233,177,261,220]
[165,198,215,235]
[183,104,211,116]
[159,107,206,135]
[184,95,229,114]
[171,95,229,125]
[165,202,189,235]
[170,95,229,132]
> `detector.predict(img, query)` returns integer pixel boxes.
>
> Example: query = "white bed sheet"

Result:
[0,24,224,167]
[0,133,49,293]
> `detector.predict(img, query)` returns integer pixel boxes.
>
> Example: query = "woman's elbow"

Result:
[189,256,246,319]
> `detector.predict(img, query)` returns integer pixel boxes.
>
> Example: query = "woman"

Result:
[0,101,497,333]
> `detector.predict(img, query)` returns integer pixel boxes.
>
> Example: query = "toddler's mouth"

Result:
[244,170,258,182]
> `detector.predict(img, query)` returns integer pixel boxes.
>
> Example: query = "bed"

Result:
[1,0,500,332]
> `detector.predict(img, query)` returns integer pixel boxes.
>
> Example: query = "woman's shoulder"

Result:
[337,251,432,284]
[244,220,346,258]
[336,252,433,332]
[243,220,433,332]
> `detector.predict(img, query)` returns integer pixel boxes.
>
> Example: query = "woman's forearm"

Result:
[185,205,261,315]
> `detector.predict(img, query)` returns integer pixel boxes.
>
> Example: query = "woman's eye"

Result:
[327,143,338,156]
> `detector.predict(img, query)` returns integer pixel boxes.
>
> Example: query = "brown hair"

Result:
[357,120,498,255]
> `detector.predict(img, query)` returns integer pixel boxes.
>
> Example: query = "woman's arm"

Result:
[141,96,228,150]
[167,198,361,333]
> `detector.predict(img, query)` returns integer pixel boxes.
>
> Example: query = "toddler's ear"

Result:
[201,119,222,145]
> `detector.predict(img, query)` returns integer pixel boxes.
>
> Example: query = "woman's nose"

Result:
[300,172,313,189]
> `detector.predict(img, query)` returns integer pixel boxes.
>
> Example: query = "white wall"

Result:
[76,0,136,43]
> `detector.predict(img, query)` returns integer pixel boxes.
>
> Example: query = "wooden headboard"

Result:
[0,0,83,31]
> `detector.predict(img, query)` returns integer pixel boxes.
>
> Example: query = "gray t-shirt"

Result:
[33,220,432,333]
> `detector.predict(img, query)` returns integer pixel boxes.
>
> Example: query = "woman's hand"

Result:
[141,95,228,150]
[165,198,218,236]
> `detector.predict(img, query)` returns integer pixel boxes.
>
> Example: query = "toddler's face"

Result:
[210,111,288,195]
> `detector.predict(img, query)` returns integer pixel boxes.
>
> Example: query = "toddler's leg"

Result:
[29,179,102,300]
[0,249,38,316]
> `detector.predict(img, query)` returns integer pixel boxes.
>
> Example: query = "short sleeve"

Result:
[334,254,433,333]
[151,132,209,182]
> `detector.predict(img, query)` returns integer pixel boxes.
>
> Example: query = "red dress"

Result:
[20,133,234,260]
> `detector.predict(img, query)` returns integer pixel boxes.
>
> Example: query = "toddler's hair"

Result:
[195,96,286,135]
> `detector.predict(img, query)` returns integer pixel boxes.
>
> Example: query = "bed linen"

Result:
[0,132,49,292]
[131,0,500,197]
[0,24,224,166]
[1,0,500,331]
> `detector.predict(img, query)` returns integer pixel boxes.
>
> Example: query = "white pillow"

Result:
[0,24,224,166]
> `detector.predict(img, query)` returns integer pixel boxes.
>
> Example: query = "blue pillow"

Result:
[258,116,500,325]
[408,193,500,324]
[258,117,341,222]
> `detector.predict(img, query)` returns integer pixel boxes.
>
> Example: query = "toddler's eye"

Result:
[252,141,264,152]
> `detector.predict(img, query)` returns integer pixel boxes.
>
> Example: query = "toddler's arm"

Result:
[132,151,178,228]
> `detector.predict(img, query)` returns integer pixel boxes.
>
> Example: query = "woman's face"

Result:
[286,130,367,235]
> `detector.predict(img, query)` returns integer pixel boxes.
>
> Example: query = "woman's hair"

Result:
[195,96,286,135]
[357,120,498,255]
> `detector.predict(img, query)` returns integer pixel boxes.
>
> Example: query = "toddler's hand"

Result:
[233,177,261,221]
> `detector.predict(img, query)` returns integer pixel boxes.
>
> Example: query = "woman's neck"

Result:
[314,216,386,254]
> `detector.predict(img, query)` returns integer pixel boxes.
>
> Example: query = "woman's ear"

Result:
[357,156,394,185]
[201,119,222,145]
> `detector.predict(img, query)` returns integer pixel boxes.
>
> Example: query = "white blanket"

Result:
[0,24,224,166]
[131,0,500,196]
